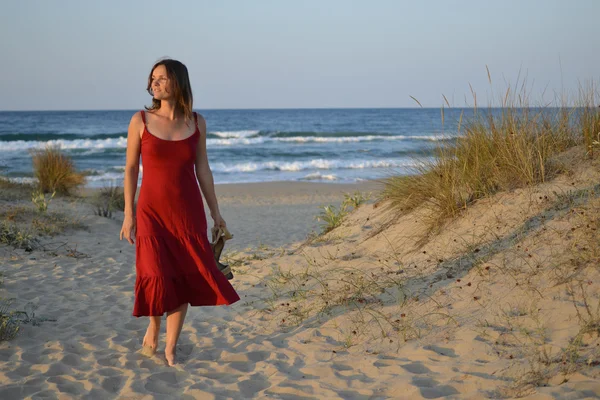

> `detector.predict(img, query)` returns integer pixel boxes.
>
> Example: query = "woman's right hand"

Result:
[120,215,136,245]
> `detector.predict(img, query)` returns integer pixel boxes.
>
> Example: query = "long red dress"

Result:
[132,110,240,317]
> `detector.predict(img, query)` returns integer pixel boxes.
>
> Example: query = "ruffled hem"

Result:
[132,233,240,317]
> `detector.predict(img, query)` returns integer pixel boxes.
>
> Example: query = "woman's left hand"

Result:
[212,213,227,229]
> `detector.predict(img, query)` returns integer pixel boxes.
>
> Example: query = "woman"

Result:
[119,59,240,366]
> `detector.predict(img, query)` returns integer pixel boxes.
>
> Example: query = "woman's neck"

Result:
[158,100,180,121]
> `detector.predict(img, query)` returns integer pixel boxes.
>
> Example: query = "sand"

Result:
[1,170,600,399]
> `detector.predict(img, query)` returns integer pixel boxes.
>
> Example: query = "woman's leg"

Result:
[142,316,161,356]
[165,302,188,365]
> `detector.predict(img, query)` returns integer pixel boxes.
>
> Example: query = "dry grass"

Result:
[0,203,87,251]
[0,298,21,342]
[0,220,38,251]
[579,81,600,156]
[92,183,125,218]
[0,299,57,343]
[30,145,86,195]
[259,244,462,348]
[378,79,598,234]
[0,177,34,202]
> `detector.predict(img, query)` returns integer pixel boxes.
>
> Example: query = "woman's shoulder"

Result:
[129,110,144,124]
[131,109,156,123]
[194,112,206,123]
[194,112,206,131]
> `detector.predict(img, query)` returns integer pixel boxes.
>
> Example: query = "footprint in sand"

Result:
[400,362,431,374]
[412,377,460,399]
[97,367,122,377]
[237,373,271,397]
[46,376,86,396]
[423,344,458,358]
[101,375,126,394]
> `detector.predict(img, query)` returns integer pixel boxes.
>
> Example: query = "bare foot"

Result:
[165,345,179,366]
[141,325,159,357]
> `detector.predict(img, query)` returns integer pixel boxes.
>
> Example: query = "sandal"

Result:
[211,226,234,280]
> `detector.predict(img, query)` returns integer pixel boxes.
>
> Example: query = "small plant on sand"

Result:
[343,190,371,209]
[263,251,419,337]
[31,211,87,237]
[0,299,20,342]
[0,177,34,202]
[0,221,38,251]
[30,145,86,195]
[0,300,57,342]
[315,204,349,234]
[31,189,56,213]
[93,183,124,218]
[315,191,371,234]
[569,282,600,342]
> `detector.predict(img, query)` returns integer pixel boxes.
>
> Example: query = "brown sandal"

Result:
[211,226,234,280]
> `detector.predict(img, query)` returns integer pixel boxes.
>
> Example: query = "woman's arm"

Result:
[120,112,142,244]
[124,112,143,217]
[194,114,222,219]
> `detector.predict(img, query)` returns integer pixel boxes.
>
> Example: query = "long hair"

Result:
[145,59,194,121]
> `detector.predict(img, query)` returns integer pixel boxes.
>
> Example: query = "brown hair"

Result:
[145,58,194,121]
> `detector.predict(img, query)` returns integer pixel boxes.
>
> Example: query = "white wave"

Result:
[210,130,260,138]
[85,172,126,182]
[300,172,339,181]
[0,137,128,151]
[207,137,268,146]
[76,148,108,156]
[275,134,450,143]
[206,134,450,146]
[210,158,415,173]
[3,176,36,185]
[0,133,451,152]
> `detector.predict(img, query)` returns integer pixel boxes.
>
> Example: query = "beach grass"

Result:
[29,145,86,195]
[92,183,125,218]
[378,81,598,234]
[315,190,371,234]
[0,177,35,202]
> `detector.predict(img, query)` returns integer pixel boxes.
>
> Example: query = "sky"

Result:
[0,0,598,110]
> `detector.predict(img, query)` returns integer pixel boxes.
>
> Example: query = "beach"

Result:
[1,1,596,397]
[203,180,382,250]
[1,180,392,399]
[1,164,600,398]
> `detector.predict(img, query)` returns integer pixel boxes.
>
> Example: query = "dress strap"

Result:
[193,112,198,125]
[140,110,146,125]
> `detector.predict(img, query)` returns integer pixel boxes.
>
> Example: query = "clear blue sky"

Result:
[1,0,597,110]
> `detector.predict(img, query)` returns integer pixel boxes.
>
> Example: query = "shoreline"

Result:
[77,180,383,251]
[76,179,383,198]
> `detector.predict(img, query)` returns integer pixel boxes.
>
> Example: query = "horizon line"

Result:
[0,105,584,112]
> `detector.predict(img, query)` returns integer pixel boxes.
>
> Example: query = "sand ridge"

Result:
[1,170,600,398]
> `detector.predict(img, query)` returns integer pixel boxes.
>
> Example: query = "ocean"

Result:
[0,108,468,187]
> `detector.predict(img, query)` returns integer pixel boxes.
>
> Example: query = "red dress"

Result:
[133,110,240,317]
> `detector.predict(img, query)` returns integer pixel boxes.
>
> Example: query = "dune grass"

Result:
[578,82,600,156]
[31,189,56,213]
[0,299,20,342]
[0,177,34,202]
[30,145,86,195]
[379,80,598,233]
[92,183,125,218]
[315,190,371,234]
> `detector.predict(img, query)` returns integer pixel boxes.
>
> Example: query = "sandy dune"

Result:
[1,167,600,399]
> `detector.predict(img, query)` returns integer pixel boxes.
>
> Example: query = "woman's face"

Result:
[150,64,172,100]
